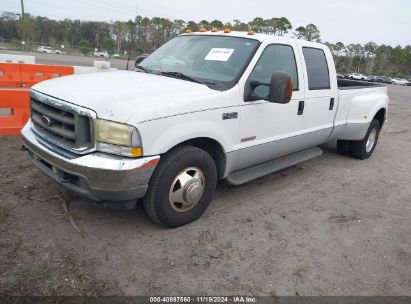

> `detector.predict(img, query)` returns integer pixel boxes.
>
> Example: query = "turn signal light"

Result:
[287,79,294,101]
[130,147,143,157]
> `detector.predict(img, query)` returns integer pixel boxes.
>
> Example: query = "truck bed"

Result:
[338,79,385,90]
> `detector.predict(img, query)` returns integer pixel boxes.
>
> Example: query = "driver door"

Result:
[235,42,306,171]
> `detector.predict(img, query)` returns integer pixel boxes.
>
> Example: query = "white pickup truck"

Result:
[93,50,109,58]
[21,31,389,227]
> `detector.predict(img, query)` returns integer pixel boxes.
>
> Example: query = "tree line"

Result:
[0,11,410,78]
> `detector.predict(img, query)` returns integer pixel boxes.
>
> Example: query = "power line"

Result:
[25,0,135,21]
[5,0,182,21]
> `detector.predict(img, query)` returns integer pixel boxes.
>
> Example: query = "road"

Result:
[0,81,410,296]
[0,49,130,70]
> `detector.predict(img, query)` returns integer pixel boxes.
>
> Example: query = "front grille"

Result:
[30,92,95,154]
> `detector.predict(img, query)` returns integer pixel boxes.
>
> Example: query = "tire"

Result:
[337,140,351,156]
[143,146,217,228]
[350,119,380,160]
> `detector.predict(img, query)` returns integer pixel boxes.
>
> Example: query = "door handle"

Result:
[298,100,304,115]
[329,98,335,110]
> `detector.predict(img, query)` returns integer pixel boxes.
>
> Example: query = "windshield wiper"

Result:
[161,71,216,86]
[136,65,151,73]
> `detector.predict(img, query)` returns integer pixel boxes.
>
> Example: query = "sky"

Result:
[2,0,410,47]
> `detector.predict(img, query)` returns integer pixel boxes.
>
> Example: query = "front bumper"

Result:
[21,121,160,202]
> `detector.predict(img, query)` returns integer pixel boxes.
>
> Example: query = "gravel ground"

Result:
[0,84,410,296]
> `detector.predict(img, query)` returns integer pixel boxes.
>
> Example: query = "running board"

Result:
[226,147,323,186]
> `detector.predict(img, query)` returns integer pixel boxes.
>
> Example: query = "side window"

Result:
[248,44,299,99]
[302,47,330,90]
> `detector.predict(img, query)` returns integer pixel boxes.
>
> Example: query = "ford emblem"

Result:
[41,115,52,126]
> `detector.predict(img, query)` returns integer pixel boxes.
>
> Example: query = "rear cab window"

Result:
[302,47,330,90]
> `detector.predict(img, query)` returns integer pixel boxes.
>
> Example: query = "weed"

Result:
[270,288,278,298]
[0,201,13,220]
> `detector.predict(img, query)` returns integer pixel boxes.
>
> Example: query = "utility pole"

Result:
[126,3,138,70]
[20,0,25,49]
[20,0,25,19]
[136,3,141,56]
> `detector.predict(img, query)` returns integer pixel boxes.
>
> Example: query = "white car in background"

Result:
[37,46,53,54]
[53,49,62,55]
[391,78,408,85]
[94,50,110,58]
[348,73,367,80]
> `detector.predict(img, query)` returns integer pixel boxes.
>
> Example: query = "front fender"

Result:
[136,109,239,156]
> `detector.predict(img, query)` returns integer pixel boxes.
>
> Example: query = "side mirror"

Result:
[245,72,293,103]
[268,72,293,104]
[135,56,145,68]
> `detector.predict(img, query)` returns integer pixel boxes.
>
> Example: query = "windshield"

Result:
[139,35,260,90]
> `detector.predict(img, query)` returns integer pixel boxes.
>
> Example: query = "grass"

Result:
[292,267,306,296]
[5,236,22,258]
[0,201,13,220]
[270,288,278,298]
[3,252,109,296]
[51,252,110,296]
[14,263,50,296]
[48,191,82,234]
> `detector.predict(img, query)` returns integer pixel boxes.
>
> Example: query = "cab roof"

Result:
[180,30,306,45]
[180,31,324,47]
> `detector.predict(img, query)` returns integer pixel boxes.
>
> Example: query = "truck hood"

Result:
[32,70,217,122]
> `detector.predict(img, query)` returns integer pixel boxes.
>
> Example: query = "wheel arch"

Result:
[373,108,386,128]
[167,137,227,179]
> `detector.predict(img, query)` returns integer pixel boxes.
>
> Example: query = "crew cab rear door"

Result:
[298,43,338,145]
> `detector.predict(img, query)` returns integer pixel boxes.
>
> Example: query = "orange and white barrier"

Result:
[0,58,117,135]
[20,64,74,88]
[0,88,30,135]
[0,63,74,135]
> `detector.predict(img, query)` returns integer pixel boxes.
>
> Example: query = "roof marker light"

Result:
[224,28,231,33]
[185,29,192,33]
[199,26,207,32]
[247,30,255,35]
[211,27,218,32]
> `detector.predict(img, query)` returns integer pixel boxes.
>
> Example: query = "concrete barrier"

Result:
[93,60,111,69]
[0,54,36,64]
[74,66,116,74]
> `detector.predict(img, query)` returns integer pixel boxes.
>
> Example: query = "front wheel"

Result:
[143,146,217,228]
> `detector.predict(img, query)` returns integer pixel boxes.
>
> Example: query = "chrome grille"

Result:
[30,91,95,154]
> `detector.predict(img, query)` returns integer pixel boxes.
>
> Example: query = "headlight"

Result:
[94,119,142,157]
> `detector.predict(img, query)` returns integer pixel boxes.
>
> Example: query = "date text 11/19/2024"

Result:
[149,296,258,303]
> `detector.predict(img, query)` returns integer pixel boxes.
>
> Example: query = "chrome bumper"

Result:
[21,121,160,202]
